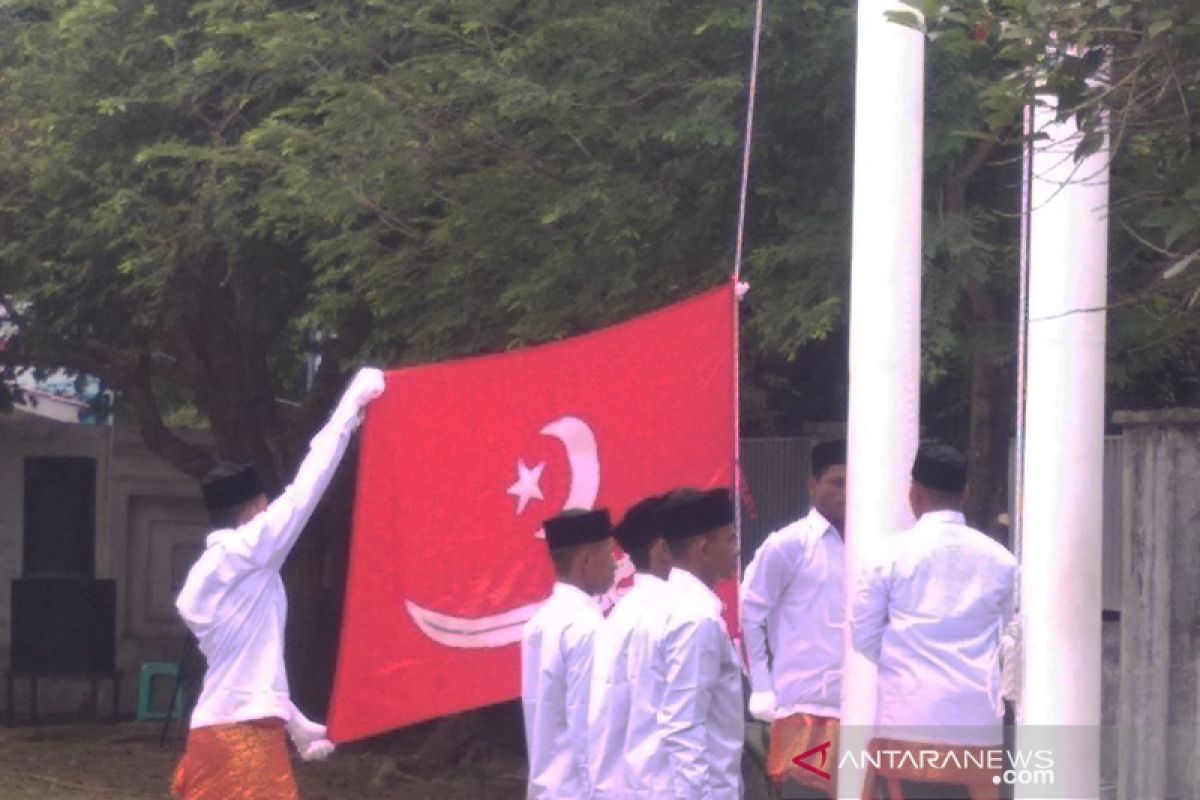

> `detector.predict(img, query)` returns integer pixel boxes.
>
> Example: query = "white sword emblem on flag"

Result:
[406,416,600,648]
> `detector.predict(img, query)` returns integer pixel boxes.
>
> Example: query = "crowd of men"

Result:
[165,365,1015,800]
[521,440,1017,800]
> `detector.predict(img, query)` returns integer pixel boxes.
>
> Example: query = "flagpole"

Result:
[839,1,925,796]
[1016,75,1108,800]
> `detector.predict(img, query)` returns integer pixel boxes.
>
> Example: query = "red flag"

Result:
[328,285,737,742]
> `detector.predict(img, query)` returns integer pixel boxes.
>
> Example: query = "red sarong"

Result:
[767,712,840,797]
[171,718,299,800]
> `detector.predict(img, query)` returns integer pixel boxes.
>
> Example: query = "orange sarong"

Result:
[767,712,840,798]
[171,718,299,800]
[860,737,1001,800]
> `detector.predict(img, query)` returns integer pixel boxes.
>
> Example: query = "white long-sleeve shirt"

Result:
[522,581,602,800]
[176,394,365,730]
[850,509,1017,746]
[657,567,744,800]
[741,508,844,718]
[587,573,670,800]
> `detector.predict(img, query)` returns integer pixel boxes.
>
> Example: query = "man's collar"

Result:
[553,580,595,606]
[917,509,966,526]
[807,507,841,539]
[633,572,668,590]
[668,567,722,616]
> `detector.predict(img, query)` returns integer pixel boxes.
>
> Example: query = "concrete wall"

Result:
[0,413,211,717]
[1114,409,1200,800]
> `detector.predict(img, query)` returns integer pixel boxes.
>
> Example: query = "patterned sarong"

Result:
[860,737,1001,800]
[171,718,299,800]
[766,712,840,797]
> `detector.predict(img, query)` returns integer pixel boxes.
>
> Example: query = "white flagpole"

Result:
[839,1,925,796]
[1017,85,1109,799]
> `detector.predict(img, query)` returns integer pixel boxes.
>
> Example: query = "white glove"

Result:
[298,738,335,762]
[336,367,386,425]
[344,367,386,407]
[286,704,337,762]
[748,690,778,723]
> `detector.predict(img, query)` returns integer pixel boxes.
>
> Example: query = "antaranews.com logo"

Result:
[793,743,1056,787]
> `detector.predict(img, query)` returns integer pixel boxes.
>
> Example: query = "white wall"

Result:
[0,414,211,717]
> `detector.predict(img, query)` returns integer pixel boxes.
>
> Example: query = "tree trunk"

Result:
[943,135,1015,530]
[964,341,1012,529]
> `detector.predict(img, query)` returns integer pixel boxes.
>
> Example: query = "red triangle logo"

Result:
[791,740,833,781]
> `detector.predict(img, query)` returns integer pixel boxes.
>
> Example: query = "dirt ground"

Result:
[0,722,526,800]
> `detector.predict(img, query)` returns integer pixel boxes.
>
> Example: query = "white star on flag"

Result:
[507,460,546,514]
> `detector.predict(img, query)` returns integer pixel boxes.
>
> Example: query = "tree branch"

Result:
[2,336,215,479]
[119,350,216,479]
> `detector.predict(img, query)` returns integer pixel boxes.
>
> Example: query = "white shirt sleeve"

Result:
[586,621,617,790]
[179,370,383,626]
[740,536,791,693]
[659,616,721,799]
[214,369,385,574]
[849,551,891,662]
[216,401,361,575]
[563,620,597,797]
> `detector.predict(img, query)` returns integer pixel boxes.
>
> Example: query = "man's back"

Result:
[178,540,290,727]
[656,567,744,799]
[588,574,670,799]
[852,509,1017,746]
[521,582,601,800]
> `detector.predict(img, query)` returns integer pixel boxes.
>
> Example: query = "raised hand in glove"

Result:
[336,367,387,426]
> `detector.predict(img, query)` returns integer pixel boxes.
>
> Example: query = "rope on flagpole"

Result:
[733,0,766,282]
[731,0,765,646]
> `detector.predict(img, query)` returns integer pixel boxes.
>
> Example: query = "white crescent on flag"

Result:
[405,415,600,648]
[405,599,547,650]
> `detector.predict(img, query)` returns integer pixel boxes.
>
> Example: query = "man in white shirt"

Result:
[741,439,846,798]
[587,494,672,799]
[171,368,386,800]
[522,508,616,800]
[850,442,1017,796]
[654,487,743,800]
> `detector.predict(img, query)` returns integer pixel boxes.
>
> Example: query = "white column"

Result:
[1017,92,1108,798]
[839,1,924,796]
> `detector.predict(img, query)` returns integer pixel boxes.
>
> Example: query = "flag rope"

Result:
[732,0,765,650]
[732,0,766,282]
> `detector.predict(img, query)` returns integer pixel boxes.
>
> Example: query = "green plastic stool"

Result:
[137,662,185,722]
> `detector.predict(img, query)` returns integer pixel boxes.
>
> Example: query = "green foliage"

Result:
[12,0,1189,461]
[918,0,1200,407]
[0,0,864,445]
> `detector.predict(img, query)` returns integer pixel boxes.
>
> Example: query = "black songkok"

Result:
[659,488,735,543]
[201,462,264,515]
[810,439,847,476]
[545,508,612,550]
[613,494,669,554]
[911,442,968,493]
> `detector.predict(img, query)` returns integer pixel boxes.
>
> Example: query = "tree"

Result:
[0,0,862,720]
[9,0,1130,729]
[908,0,1200,412]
